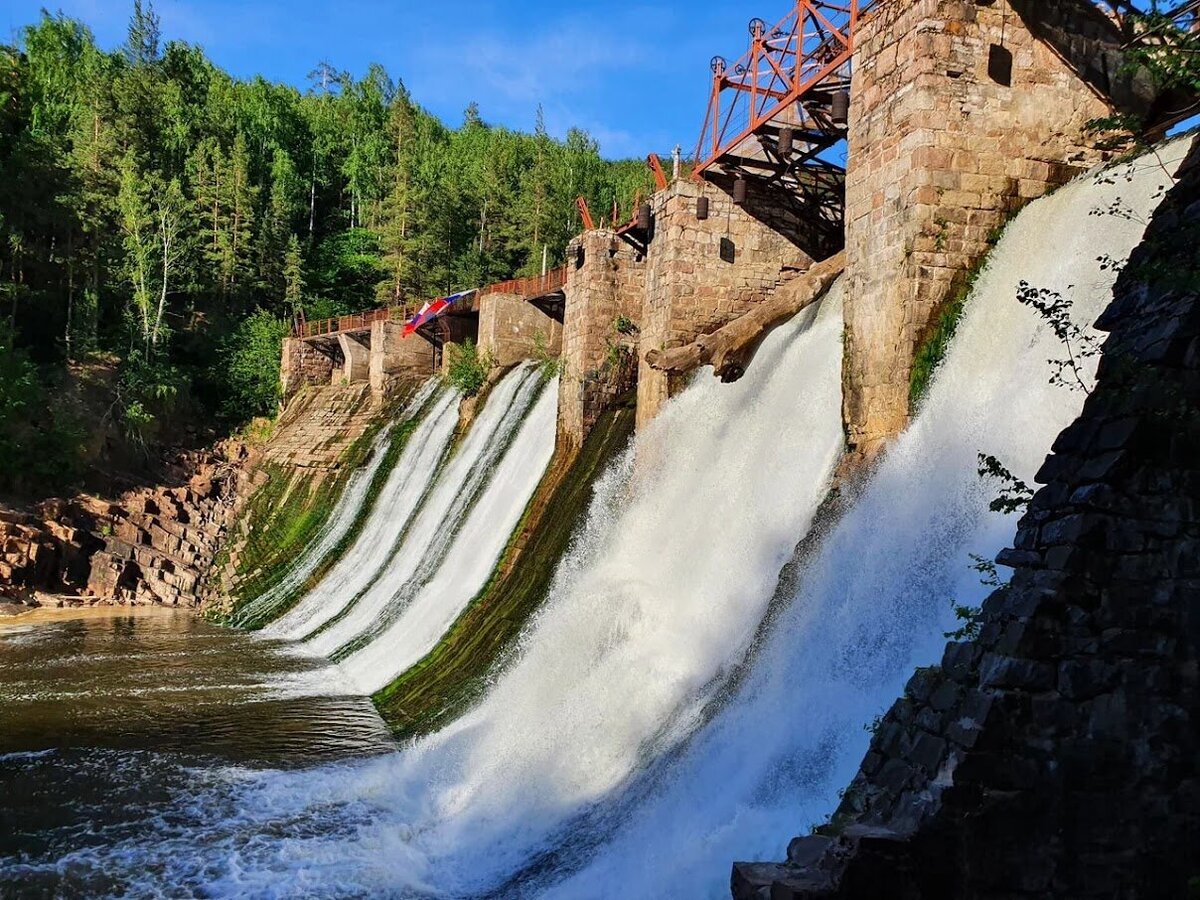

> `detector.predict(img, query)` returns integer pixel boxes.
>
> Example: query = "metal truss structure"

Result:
[692,0,1197,254]
[692,1,877,254]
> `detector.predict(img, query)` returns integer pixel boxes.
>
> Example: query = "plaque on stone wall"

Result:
[719,237,736,264]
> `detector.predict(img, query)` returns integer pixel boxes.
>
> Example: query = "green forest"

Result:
[0,2,655,496]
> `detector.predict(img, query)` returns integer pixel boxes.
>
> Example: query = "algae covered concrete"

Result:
[374,397,635,737]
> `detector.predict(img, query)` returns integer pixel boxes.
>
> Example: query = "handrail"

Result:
[479,266,568,300]
[296,305,412,339]
[296,266,570,339]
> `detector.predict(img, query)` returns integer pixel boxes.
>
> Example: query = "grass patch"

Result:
[909,290,969,411]
[211,392,427,629]
[372,395,636,737]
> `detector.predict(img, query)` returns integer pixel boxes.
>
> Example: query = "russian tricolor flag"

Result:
[403,290,476,336]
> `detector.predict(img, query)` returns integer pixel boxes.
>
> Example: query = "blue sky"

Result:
[4,0,764,160]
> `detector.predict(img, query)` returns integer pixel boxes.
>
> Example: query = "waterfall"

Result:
[20,142,1186,899]
[233,380,439,629]
[537,141,1189,898]
[340,373,558,693]
[261,385,460,641]
[299,363,547,661]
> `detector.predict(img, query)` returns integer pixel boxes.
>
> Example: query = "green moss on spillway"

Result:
[372,398,636,738]
[213,394,426,629]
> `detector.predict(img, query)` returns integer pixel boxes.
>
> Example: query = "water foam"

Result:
[262,385,459,641]
[302,363,545,659]
[341,373,559,693]
[237,379,440,629]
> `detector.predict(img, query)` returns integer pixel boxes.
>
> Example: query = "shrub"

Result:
[115,351,184,451]
[0,326,85,493]
[444,338,492,396]
[219,309,289,423]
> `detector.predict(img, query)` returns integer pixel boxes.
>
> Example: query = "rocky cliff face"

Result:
[0,442,254,610]
[0,380,398,614]
[732,136,1200,900]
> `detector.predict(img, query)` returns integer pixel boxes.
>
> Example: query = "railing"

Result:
[297,265,571,340]
[479,265,568,300]
[296,305,414,339]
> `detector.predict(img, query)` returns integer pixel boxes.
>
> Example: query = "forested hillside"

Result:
[0,2,655,496]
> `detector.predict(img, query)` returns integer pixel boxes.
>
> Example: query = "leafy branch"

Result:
[1015,282,1102,394]
[977,452,1035,516]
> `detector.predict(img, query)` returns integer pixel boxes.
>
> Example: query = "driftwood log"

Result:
[644,251,846,383]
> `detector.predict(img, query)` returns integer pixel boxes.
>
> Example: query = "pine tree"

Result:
[125,0,161,67]
[377,86,417,305]
[519,105,556,275]
[224,131,257,301]
[283,234,304,314]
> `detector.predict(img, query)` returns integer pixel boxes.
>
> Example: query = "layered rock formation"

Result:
[0,383,392,611]
[732,135,1200,900]
[0,442,252,608]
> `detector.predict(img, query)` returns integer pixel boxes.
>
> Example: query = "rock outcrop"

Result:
[732,136,1200,900]
[0,442,254,609]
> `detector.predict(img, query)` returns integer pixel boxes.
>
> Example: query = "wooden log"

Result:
[644,251,846,383]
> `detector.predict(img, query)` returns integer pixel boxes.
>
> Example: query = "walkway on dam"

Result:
[294,267,567,350]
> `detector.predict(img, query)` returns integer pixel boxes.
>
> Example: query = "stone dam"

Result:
[3,1,1199,898]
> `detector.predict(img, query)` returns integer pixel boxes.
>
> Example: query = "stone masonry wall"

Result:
[478,292,563,369]
[262,383,379,471]
[369,320,436,395]
[281,335,337,403]
[637,179,811,429]
[337,333,371,384]
[843,0,1115,462]
[733,137,1200,900]
[558,230,645,450]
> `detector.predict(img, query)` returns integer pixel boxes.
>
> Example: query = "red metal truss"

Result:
[694,1,877,180]
[1092,0,1199,29]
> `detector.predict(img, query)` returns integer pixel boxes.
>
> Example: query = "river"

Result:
[0,606,394,896]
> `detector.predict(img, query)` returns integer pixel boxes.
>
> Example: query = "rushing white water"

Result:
[231,425,393,628]
[234,381,440,629]
[13,143,1185,899]
[537,142,1190,898]
[261,385,460,641]
[301,363,546,660]
[342,373,558,693]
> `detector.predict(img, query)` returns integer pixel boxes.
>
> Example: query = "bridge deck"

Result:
[297,266,569,344]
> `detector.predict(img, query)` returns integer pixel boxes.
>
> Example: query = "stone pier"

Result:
[556,179,814,446]
[478,292,563,368]
[337,333,371,385]
[368,320,437,395]
[282,320,437,404]
[637,178,811,429]
[842,0,1115,461]
[557,230,645,450]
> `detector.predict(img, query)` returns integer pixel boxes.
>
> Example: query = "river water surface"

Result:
[0,606,394,896]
